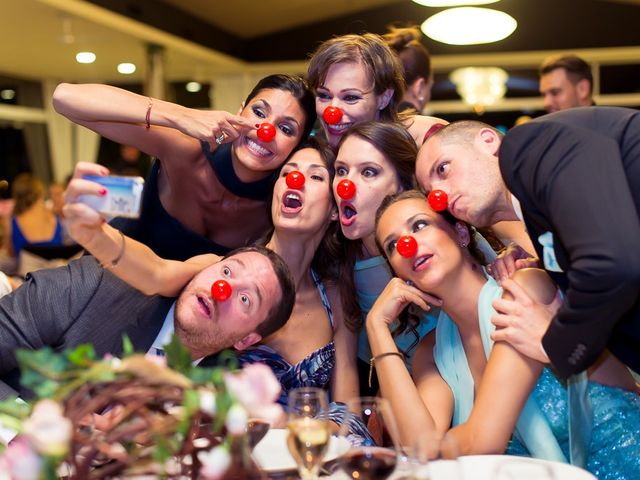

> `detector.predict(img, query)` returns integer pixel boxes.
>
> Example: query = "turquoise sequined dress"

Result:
[435,274,640,480]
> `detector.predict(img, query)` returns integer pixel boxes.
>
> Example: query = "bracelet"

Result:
[106,230,126,269]
[145,97,153,129]
[368,351,403,388]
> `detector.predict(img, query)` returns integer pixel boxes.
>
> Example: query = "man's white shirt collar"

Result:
[511,194,524,222]
[150,303,202,365]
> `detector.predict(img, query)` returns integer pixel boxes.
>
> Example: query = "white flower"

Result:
[198,445,231,480]
[224,364,283,423]
[199,390,217,416]
[225,404,248,435]
[22,399,72,457]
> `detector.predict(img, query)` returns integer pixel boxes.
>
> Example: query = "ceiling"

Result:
[0,0,639,87]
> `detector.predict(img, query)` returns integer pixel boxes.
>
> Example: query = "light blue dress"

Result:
[434,275,640,480]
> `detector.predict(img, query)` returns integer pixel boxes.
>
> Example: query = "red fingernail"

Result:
[255,124,260,128]
[99,188,107,196]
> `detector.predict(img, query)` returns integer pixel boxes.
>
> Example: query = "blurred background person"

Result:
[4,173,64,260]
[539,54,595,113]
[384,26,433,114]
[98,143,151,178]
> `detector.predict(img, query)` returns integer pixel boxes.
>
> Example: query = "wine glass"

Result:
[286,387,331,479]
[338,397,401,480]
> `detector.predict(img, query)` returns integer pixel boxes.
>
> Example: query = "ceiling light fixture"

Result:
[117,63,136,75]
[186,81,202,93]
[1,89,16,101]
[421,7,517,45]
[450,66,508,113]
[412,0,500,6]
[75,52,96,64]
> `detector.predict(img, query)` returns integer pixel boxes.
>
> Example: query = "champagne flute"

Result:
[338,397,401,480]
[286,387,331,479]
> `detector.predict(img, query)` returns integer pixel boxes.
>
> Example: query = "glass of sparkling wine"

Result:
[286,387,331,479]
[338,397,401,480]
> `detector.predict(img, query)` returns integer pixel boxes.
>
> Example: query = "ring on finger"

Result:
[215,132,226,145]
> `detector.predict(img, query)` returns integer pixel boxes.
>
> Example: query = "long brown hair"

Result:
[335,121,418,332]
[307,33,405,123]
[11,173,45,216]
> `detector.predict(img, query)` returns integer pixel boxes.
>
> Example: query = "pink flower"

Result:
[224,364,283,423]
[22,399,72,457]
[0,436,42,480]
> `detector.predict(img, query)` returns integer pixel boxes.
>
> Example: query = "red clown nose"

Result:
[336,179,356,200]
[323,106,343,125]
[396,235,418,258]
[427,190,448,212]
[256,123,276,142]
[211,280,232,302]
[286,171,305,189]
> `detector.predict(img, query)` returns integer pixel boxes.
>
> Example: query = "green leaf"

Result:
[66,343,96,366]
[164,334,192,374]
[121,334,134,357]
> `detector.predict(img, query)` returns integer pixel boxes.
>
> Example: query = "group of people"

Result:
[0,28,638,479]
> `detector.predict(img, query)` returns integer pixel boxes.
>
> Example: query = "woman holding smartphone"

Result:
[53,75,315,261]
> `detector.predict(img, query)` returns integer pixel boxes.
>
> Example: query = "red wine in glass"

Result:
[341,446,397,480]
[247,419,270,449]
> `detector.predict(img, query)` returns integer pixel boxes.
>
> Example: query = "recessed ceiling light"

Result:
[412,0,500,6]
[117,63,136,75]
[421,7,517,45]
[450,66,509,108]
[76,52,96,64]
[1,89,16,100]
[186,81,202,93]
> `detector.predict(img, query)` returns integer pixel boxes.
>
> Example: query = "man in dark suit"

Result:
[416,107,640,378]
[0,245,295,400]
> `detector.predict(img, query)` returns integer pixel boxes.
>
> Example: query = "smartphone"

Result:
[79,175,144,218]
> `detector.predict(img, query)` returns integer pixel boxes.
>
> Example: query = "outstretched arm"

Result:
[52,83,255,163]
[366,277,452,448]
[63,163,217,297]
[448,269,554,455]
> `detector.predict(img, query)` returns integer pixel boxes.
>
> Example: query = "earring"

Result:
[460,242,468,248]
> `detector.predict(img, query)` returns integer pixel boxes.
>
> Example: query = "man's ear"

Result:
[576,79,591,103]
[477,127,502,157]
[233,332,262,351]
[455,222,471,247]
[377,89,394,111]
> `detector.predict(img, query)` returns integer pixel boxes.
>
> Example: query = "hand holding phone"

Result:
[78,175,144,218]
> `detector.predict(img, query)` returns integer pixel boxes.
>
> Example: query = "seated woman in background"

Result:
[5,173,63,258]
[53,74,315,261]
[63,139,359,409]
[368,190,639,479]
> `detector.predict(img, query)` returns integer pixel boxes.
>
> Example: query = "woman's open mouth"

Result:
[413,254,433,272]
[340,204,357,226]
[282,191,303,213]
[246,137,273,158]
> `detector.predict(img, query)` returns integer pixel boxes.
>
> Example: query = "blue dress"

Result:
[11,216,63,256]
[434,275,640,480]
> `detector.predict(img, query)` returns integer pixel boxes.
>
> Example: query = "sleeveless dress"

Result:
[11,216,63,256]
[434,274,640,480]
[110,142,276,261]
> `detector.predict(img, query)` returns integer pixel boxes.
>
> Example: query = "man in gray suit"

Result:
[0,245,295,400]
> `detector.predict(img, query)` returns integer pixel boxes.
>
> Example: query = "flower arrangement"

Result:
[0,336,282,479]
